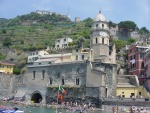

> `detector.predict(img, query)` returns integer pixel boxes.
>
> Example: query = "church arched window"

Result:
[49,77,52,85]
[96,38,98,44]
[102,38,104,44]
[102,24,104,29]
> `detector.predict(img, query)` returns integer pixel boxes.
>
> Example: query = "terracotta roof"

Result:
[0,60,15,66]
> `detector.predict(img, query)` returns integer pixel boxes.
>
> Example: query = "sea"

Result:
[0,102,110,113]
[0,102,109,113]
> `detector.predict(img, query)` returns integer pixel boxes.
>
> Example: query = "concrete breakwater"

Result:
[102,97,150,107]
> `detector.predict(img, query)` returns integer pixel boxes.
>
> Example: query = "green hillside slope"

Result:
[0,12,92,51]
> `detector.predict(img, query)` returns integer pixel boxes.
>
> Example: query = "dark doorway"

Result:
[31,92,42,103]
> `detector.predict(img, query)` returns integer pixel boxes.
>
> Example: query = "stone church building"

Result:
[18,11,117,106]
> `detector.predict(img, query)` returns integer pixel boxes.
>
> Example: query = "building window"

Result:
[96,24,98,27]
[134,55,136,59]
[42,70,45,80]
[130,56,132,60]
[102,38,104,44]
[141,71,144,77]
[141,62,144,68]
[63,44,67,46]
[133,63,136,68]
[32,71,35,80]
[62,78,65,85]
[139,92,141,95]
[140,53,144,58]
[0,65,4,68]
[57,45,59,47]
[64,39,66,42]
[82,55,84,60]
[102,24,104,29]
[96,38,98,44]
[130,49,132,53]
[76,49,78,52]
[7,66,11,69]
[76,55,78,60]
[49,77,52,85]
[58,72,60,78]
[76,78,80,85]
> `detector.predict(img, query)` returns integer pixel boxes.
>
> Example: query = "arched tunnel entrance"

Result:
[31,92,42,103]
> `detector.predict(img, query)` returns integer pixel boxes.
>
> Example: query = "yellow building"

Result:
[116,75,150,98]
[0,61,15,75]
[72,48,93,61]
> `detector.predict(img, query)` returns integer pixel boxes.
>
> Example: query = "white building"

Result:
[55,38,73,48]
[129,31,140,39]
[27,50,49,63]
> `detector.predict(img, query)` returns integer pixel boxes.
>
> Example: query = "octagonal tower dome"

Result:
[93,11,106,22]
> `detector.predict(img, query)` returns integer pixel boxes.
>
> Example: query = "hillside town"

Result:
[0,10,150,110]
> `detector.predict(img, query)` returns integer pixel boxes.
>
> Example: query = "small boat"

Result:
[0,106,24,113]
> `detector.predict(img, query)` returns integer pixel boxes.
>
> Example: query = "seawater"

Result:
[0,102,109,113]
[20,106,108,113]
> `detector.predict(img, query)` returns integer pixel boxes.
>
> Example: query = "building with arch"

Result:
[18,11,117,106]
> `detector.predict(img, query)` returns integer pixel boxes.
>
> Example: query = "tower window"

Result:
[96,24,98,27]
[102,38,104,44]
[62,78,65,85]
[82,55,84,60]
[32,71,35,80]
[76,55,78,60]
[102,24,104,29]
[96,38,98,44]
[49,77,52,85]
[42,70,45,80]
[76,78,80,85]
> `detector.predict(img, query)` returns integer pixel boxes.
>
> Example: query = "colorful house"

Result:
[128,44,149,85]
[0,61,15,75]
[116,75,149,98]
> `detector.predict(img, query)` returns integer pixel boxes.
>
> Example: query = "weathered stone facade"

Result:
[18,60,116,107]
[23,61,87,103]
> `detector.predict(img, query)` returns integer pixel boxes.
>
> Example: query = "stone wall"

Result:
[24,61,87,103]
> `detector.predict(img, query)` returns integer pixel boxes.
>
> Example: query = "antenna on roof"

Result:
[99,8,101,13]
[67,5,70,18]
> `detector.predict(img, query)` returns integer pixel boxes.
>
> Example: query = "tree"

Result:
[3,37,12,46]
[13,67,21,75]
[75,37,85,48]
[113,39,126,51]
[83,17,93,27]
[118,21,137,37]
[126,38,136,45]
[139,27,149,34]
[108,21,116,28]
[118,21,137,31]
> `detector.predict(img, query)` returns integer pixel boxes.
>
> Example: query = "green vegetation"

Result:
[113,38,136,52]
[0,52,6,60]
[13,67,21,75]
[0,12,92,50]
[108,21,116,28]
[118,21,137,31]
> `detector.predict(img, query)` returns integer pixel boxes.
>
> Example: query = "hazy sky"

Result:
[0,0,150,30]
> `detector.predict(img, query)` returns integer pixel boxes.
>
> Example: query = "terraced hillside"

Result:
[0,12,92,51]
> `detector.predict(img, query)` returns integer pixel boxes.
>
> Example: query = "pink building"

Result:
[128,44,148,85]
[144,47,150,91]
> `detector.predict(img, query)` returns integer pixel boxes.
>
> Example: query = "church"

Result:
[19,11,117,106]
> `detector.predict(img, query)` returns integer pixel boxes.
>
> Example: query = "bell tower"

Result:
[90,11,110,62]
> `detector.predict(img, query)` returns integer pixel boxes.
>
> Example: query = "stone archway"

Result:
[31,91,42,103]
